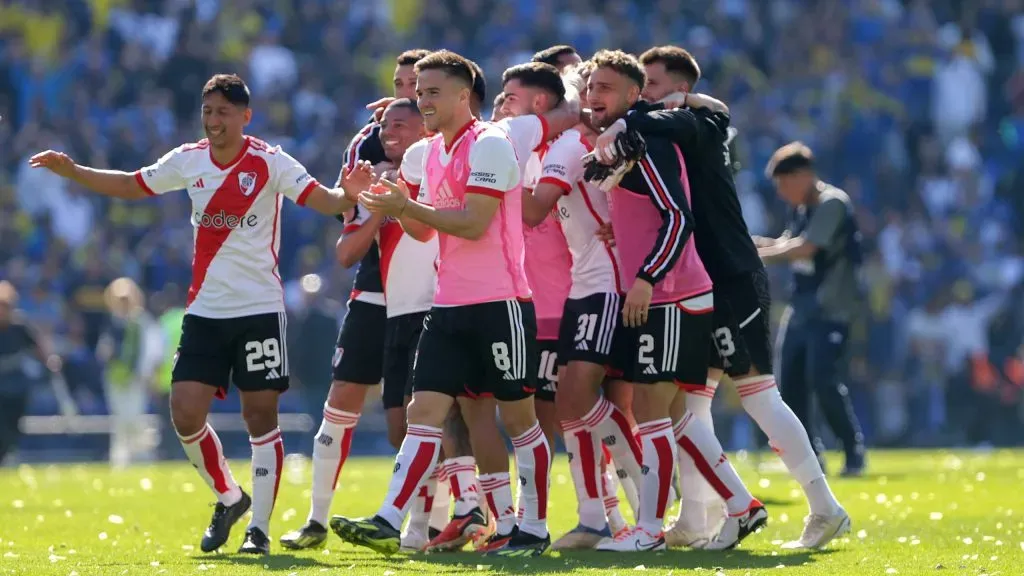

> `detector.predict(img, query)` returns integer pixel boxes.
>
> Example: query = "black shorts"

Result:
[413,300,537,402]
[382,311,426,409]
[535,340,559,403]
[612,294,713,386]
[707,268,774,377]
[332,300,386,384]
[556,292,621,367]
[172,312,290,395]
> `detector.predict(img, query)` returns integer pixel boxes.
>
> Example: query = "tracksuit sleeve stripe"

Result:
[637,153,686,279]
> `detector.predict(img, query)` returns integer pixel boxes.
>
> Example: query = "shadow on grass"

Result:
[320,547,831,574]
[199,552,333,570]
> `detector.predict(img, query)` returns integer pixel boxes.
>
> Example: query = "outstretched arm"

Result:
[30,150,171,200]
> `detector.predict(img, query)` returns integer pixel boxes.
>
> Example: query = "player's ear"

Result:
[243,107,253,125]
[627,83,641,105]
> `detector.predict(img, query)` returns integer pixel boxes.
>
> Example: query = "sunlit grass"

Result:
[2,450,1022,575]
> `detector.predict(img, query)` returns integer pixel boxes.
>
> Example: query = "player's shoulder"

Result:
[548,128,589,154]
[818,181,852,206]
[473,124,517,155]
[403,137,429,163]
[244,136,284,157]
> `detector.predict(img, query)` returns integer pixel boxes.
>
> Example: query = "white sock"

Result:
[376,425,442,530]
[479,472,516,534]
[308,406,359,526]
[178,423,242,505]
[430,466,451,531]
[248,428,284,535]
[737,376,840,516]
[678,381,723,528]
[636,419,677,535]
[510,423,551,538]
[444,456,480,516]
[561,418,605,530]
[673,412,755,516]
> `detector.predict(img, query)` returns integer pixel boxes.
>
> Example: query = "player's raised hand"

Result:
[595,120,627,165]
[29,150,77,178]
[365,97,396,122]
[359,178,409,217]
[340,160,374,201]
[622,278,653,328]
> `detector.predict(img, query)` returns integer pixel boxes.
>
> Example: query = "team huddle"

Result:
[29,43,852,558]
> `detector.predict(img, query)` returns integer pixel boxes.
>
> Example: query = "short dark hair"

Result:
[414,50,475,89]
[532,45,578,67]
[766,142,815,178]
[469,60,486,103]
[638,45,701,87]
[590,50,645,88]
[202,74,250,107]
[385,97,421,115]
[396,49,431,67]
[502,62,566,105]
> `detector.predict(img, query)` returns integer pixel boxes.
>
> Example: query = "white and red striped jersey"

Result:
[541,130,624,297]
[134,136,318,319]
[373,139,438,318]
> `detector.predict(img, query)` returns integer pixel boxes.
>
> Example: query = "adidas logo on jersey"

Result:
[575,340,589,351]
[433,180,462,209]
[642,364,659,376]
[192,178,205,189]
[266,368,281,379]
[503,371,515,381]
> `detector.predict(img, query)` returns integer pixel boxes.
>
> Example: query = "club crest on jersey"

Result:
[238,171,258,196]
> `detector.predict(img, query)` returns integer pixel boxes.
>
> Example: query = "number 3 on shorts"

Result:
[245,338,282,372]
[713,327,736,358]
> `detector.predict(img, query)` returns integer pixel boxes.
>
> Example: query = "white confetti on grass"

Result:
[108,515,123,525]
[12,500,23,509]
[857,529,867,539]
[930,512,943,520]
[140,478,153,491]
[98,532,108,541]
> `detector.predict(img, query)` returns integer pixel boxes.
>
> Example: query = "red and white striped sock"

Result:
[406,466,438,537]
[444,456,480,516]
[308,406,359,526]
[600,445,626,529]
[591,397,644,506]
[636,419,676,535]
[677,380,722,528]
[673,411,756,516]
[430,465,451,530]
[561,418,605,529]
[479,472,516,534]
[177,423,242,506]
[510,423,551,538]
[248,428,284,535]
[376,425,442,530]
[736,376,838,516]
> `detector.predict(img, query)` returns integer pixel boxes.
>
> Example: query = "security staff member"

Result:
[756,142,867,476]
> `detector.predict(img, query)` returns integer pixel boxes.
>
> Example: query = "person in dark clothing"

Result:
[0,281,61,463]
[757,142,867,477]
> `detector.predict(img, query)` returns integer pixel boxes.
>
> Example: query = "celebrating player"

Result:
[599,45,851,550]
[30,74,358,554]
[505,61,643,548]
[280,49,433,552]
[584,51,766,552]
[330,50,551,557]
[532,44,584,73]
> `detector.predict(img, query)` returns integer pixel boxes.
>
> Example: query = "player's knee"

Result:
[169,385,209,437]
[497,399,538,438]
[241,404,279,438]
[405,393,449,428]
[326,380,369,413]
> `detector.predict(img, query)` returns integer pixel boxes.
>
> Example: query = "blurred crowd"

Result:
[1,0,1022,458]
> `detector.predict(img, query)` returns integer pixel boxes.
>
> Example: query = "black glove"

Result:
[614,128,646,163]
[583,154,615,183]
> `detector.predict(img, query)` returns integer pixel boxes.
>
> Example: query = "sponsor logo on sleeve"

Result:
[543,164,567,178]
[470,171,497,184]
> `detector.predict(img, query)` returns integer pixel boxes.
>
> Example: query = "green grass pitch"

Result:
[2,450,1022,575]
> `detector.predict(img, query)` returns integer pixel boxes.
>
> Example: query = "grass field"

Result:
[2,450,1022,575]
